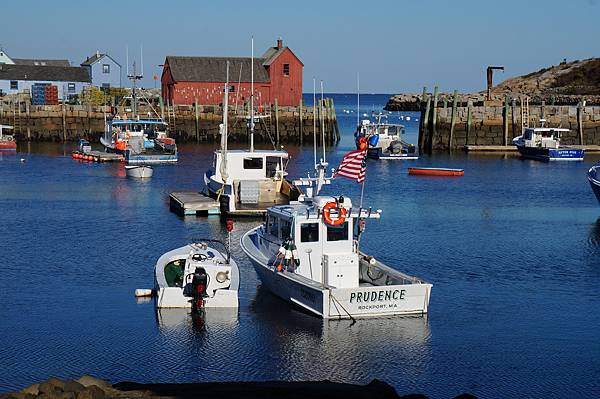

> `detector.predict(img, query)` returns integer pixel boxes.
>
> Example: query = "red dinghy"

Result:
[408,167,464,176]
[0,125,16,151]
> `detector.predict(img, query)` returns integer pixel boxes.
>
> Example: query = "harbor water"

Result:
[0,94,599,398]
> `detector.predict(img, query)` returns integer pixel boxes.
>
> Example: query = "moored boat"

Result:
[151,239,239,310]
[355,113,417,160]
[0,125,17,151]
[587,164,600,204]
[408,167,464,176]
[125,165,153,179]
[512,122,584,161]
[240,163,432,319]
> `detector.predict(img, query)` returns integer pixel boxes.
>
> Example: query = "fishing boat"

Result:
[0,125,16,151]
[143,236,239,310]
[100,60,177,164]
[512,121,584,161]
[355,113,417,160]
[240,163,432,319]
[587,163,600,204]
[203,43,300,215]
[125,165,153,179]
[408,167,464,176]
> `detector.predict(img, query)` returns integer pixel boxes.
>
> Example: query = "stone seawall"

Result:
[0,100,339,145]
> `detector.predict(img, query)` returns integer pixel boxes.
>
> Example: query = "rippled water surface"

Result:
[1,94,599,398]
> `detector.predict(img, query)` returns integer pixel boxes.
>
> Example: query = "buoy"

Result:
[135,288,154,297]
[20,158,25,163]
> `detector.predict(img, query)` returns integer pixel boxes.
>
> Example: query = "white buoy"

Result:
[20,158,25,163]
[135,288,154,297]
[406,116,411,121]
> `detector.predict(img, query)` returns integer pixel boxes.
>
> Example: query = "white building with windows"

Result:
[81,51,121,88]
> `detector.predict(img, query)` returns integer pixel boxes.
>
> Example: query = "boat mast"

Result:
[356,72,360,127]
[250,37,255,152]
[313,78,317,168]
[220,62,230,184]
[128,50,143,119]
[320,80,326,163]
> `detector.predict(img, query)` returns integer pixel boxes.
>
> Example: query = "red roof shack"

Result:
[161,38,303,107]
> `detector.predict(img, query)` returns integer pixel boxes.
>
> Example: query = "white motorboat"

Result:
[152,239,239,310]
[125,165,153,179]
[512,120,584,161]
[240,163,432,319]
[204,49,300,215]
[355,113,417,160]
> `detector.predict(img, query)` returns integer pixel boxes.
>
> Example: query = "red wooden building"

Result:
[161,39,303,107]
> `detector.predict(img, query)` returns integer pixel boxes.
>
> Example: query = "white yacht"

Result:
[240,164,432,319]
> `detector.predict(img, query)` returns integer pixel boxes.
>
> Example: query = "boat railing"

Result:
[299,207,382,220]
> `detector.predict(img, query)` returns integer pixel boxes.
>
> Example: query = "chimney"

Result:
[96,50,100,57]
[277,38,283,49]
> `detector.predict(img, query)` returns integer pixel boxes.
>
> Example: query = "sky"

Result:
[1,0,599,93]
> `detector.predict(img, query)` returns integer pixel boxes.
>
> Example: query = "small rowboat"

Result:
[408,167,464,176]
[125,165,154,179]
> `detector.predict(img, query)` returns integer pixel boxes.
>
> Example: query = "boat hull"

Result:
[0,141,17,151]
[241,228,432,319]
[367,147,418,160]
[125,165,153,179]
[408,167,464,176]
[587,166,600,204]
[516,145,584,161]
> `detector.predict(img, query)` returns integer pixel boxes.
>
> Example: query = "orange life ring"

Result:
[323,201,347,226]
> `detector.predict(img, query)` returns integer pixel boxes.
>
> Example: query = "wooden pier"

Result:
[169,192,221,216]
[464,145,600,153]
[72,150,123,162]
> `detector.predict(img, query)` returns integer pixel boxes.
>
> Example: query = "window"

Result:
[266,157,282,178]
[243,157,263,169]
[102,83,110,88]
[68,83,76,93]
[301,223,319,243]
[102,64,110,73]
[10,81,18,90]
[268,216,279,237]
[222,85,235,93]
[280,219,291,240]
[327,222,349,242]
[283,63,290,77]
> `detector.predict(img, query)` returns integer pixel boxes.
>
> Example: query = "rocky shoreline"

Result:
[0,376,476,399]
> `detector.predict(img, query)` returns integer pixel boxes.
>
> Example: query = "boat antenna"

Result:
[356,72,360,127]
[126,46,129,77]
[320,80,325,163]
[313,77,317,168]
[140,45,144,77]
[220,61,230,185]
[250,36,255,152]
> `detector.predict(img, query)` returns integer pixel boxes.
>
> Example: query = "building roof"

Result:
[12,58,71,67]
[261,46,304,67]
[81,52,121,67]
[165,56,270,83]
[0,64,91,82]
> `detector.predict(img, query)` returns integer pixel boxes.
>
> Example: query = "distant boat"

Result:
[355,113,417,160]
[408,167,464,176]
[125,165,153,179]
[0,125,16,151]
[512,122,584,161]
[587,164,600,204]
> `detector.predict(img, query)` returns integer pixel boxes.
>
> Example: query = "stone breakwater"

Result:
[0,100,339,145]
[0,376,477,399]
[385,93,600,151]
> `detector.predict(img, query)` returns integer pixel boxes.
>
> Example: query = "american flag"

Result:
[334,148,367,183]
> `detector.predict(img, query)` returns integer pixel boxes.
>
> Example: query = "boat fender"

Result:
[284,248,292,266]
[134,288,154,297]
[323,201,347,226]
[291,245,300,266]
[358,137,368,151]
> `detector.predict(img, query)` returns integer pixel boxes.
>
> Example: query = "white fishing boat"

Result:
[355,113,417,160]
[240,163,432,319]
[125,165,153,179]
[512,120,584,161]
[149,238,239,310]
[203,42,300,215]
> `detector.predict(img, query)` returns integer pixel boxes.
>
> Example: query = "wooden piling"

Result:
[25,101,31,141]
[541,100,546,120]
[159,96,165,120]
[330,97,340,143]
[511,98,517,138]
[194,99,199,143]
[503,95,509,146]
[449,90,458,151]
[430,86,439,153]
[466,100,473,145]
[420,94,431,151]
[62,103,67,142]
[418,86,427,149]
[275,98,280,146]
[577,101,584,145]
[299,98,303,145]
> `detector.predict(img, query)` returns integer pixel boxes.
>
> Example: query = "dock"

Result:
[169,192,221,216]
[464,145,600,153]
[72,150,124,162]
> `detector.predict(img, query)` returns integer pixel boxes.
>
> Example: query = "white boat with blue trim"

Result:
[587,163,600,204]
[240,163,432,319]
[512,121,584,161]
[355,113,417,160]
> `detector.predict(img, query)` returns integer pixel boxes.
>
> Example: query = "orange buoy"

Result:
[322,201,347,226]
[408,167,464,176]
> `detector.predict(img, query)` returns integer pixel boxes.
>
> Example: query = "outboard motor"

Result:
[191,266,208,312]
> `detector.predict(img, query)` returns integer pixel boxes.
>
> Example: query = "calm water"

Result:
[1,94,599,398]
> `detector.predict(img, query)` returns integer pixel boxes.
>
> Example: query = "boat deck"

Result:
[169,192,221,216]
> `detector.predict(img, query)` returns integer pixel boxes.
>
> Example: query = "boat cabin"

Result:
[261,196,379,289]
[521,127,569,149]
[357,118,405,140]
[212,149,289,184]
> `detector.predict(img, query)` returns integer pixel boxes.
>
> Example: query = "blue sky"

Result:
[2,0,599,93]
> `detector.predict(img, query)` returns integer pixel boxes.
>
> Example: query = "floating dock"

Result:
[169,192,221,216]
[464,145,600,153]
[72,150,124,162]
